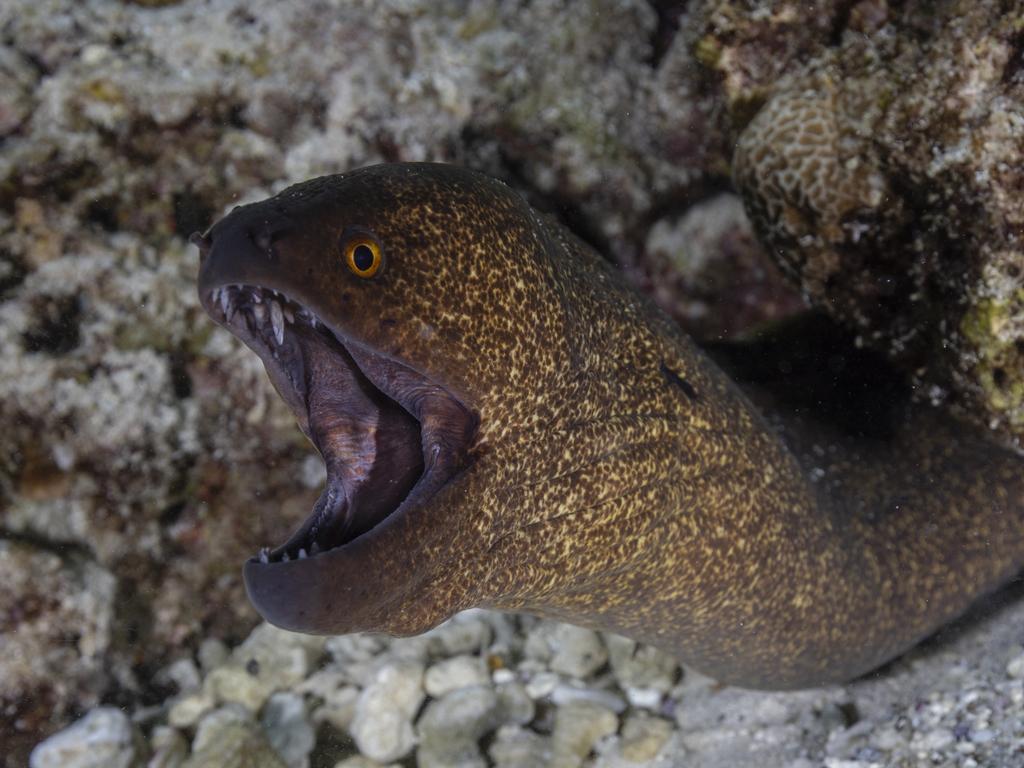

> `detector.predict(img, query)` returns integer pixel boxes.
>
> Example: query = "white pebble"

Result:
[424,655,489,697]
[30,708,138,768]
[261,692,315,768]
[349,660,425,763]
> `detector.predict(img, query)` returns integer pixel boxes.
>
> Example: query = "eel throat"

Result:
[202,283,470,563]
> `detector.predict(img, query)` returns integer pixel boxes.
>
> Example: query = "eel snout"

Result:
[194,220,479,633]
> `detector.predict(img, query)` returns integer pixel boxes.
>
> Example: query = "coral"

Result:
[687,0,848,120]
[732,0,1024,446]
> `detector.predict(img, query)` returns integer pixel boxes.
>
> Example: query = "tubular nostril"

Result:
[253,230,273,254]
[189,231,213,260]
[251,227,290,261]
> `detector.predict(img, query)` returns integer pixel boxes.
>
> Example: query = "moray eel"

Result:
[194,163,1024,689]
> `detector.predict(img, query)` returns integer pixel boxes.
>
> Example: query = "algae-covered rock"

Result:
[2,541,116,762]
[732,0,1024,445]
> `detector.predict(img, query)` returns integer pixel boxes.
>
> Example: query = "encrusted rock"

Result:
[5,543,117,762]
[732,2,1024,446]
[349,660,425,763]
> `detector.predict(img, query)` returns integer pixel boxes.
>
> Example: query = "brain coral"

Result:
[732,1,1024,447]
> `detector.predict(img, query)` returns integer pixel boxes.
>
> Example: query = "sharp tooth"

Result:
[251,290,262,304]
[281,552,290,562]
[310,541,321,555]
[219,289,230,317]
[298,547,307,559]
[270,300,285,345]
[283,305,294,324]
[259,548,269,564]
[252,302,267,323]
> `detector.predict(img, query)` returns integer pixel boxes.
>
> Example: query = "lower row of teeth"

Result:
[258,541,322,563]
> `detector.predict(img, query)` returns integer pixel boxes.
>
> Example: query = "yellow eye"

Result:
[343,236,382,279]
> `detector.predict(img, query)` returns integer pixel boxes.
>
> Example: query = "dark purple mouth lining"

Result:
[202,283,471,565]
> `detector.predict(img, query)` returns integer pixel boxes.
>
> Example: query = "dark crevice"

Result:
[227,103,247,129]
[158,502,186,526]
[646,1,688,68]
[309,723,359,768]
[0,526,94,560]
[827,0,860,47]
[705,311,909,441]
[1002,30,1024,84]
[168,350,194,399]
[85,196,120,232]
[22,294,82,355]
[0,249,28,299]
[837,701,861,727]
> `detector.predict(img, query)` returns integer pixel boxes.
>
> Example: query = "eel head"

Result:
[195,164,571,635]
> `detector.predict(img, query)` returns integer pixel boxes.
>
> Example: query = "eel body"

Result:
[195,163,1024,689]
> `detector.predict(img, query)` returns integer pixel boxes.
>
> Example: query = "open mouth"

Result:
[200,283,476,566]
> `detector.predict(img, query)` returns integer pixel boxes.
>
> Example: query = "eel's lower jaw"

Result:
[199,283,472,567]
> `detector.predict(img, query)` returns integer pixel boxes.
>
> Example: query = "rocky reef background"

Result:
[1,0,1022,766]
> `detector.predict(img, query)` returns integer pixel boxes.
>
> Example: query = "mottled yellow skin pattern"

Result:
[201,163,1024,690]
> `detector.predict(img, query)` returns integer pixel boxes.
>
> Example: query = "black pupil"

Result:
[353,244,375,272]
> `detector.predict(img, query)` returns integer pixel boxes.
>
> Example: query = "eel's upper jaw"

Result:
[196,277,472,574]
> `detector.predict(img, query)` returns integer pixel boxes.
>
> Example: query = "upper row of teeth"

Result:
[212,285,319,345]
